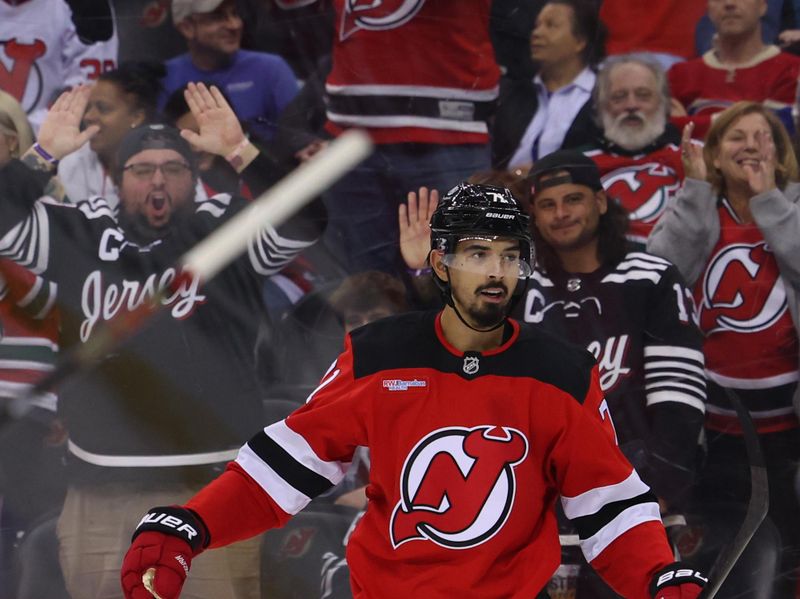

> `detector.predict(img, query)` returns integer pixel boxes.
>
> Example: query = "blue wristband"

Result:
[32,143,59,166]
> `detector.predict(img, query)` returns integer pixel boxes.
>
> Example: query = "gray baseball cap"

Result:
[172,0,226,24]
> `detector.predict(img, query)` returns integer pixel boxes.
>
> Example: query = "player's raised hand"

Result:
[399,187,438,270]
[36,85,99,161]
[121,506,209,599]
[181,82,246,159]
[680,122,706,182]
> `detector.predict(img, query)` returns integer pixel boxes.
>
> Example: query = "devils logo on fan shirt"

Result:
[698,241,787,334]
[390,425,528,549]
[339,0,427,40]
[601,163,680,241]
[0,38,47,112]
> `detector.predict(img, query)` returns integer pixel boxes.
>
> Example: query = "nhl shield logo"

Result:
[463,355,480,375]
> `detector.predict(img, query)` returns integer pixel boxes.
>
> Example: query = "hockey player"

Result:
[121,183,706,599]
[0,83,325,599]
[522,149,706,513]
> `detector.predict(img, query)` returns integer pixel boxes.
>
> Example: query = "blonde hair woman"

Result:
[0,90,35,164]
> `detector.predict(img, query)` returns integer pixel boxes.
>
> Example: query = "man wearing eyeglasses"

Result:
[0,83,325,599]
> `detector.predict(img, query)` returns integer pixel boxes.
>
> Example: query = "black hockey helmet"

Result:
[430,182,532,262]
[428,182,533,329]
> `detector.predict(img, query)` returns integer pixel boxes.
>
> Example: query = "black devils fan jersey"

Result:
[695,200,799,433]
[517,253,706,464]
[208,312,674,599]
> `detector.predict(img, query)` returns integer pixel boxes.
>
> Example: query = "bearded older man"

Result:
[582,54,684,246]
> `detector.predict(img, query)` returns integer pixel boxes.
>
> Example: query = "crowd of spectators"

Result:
[1,0,800,598]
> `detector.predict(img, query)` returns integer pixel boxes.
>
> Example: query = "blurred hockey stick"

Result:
[17,129,372,401]
[698,388,768,599]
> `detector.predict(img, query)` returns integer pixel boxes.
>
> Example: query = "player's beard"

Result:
[602,109,666,151]
[458,282,512,329]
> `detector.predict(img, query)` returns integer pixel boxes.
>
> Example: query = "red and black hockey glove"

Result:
[120,506,210,599]
[649,563,708,599]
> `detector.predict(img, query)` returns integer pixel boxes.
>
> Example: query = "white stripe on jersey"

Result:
[560,470,649,520]
[705,404,796,418]
[0,381,57,411]
[265,421,347,484]
[0,201,50,274]
[614,258,670,273]
[248,225,314,276]
[581,502,662,562]
[236,442,313,515]
[644,346,705,363]
[644,360,706,378]
[325,83,499,101]
[601,271,661,284]
[531,271,554,287]
[706,369,800,389]
[326,112,489,134]
[0,359,54,371]
[624,252,672,266]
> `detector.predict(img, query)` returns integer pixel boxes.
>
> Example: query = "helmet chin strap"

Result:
[444,266,508,334]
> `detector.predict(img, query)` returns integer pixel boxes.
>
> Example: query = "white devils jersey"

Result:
[209,312,675,599]
[0,0,118,130]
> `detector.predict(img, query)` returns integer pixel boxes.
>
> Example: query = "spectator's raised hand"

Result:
[181,82,247,158]
[37,85,99,160]
[744,129,777,197]
[399,187,438,270]
[680,122,706,182]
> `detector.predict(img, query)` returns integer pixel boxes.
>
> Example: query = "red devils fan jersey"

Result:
[668,47,800,116]
[585,144,683,245]
[324,0,499,144]
[516,253,706,502]
[0,258,59,412]
[194,312,674,599]
[695,200,799,433]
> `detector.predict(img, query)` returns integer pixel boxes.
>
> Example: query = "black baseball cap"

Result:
[115,124,197,179]
[528,149,602,196]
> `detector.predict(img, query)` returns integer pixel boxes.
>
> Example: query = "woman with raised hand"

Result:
[648,102,800,598]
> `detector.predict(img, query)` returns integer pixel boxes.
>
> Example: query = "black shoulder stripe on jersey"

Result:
[351,311,594,404]
[247,432,333,499]
[571,491,657,540]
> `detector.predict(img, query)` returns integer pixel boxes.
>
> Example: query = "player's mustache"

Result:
[475,283,509,295]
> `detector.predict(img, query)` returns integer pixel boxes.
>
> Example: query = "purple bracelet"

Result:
[32,143,58,166]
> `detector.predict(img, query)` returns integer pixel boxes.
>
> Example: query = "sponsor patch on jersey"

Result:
[382,378,428,392]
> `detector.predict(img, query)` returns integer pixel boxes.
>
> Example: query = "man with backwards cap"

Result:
[523,148,707,595]
[119,181,705,599]
[0,83,325,599]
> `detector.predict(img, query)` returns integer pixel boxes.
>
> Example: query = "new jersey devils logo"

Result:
[699,242,787,334]
[0,39,46,113]
[390,425,528,549]
[601,163,679,224]
[339,0,427,40]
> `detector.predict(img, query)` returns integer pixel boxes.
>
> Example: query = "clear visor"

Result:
[440,246,533,279]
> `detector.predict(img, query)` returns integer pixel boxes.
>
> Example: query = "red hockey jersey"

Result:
[188,311,674,598]
[324,0,499,145]
[586,142,683,245]
[668,46,800,116]
[694,201,799,433]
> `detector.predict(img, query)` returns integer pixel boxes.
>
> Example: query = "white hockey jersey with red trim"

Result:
[194,311,674,598]
[324,0,499,144]
[0,0,118,131]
